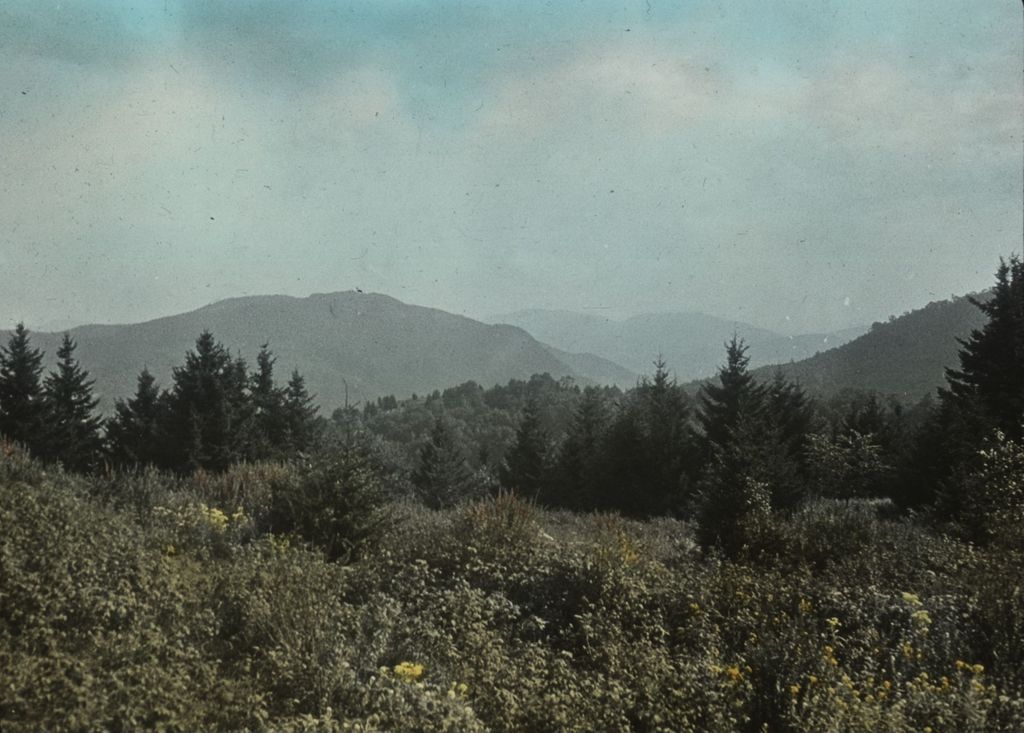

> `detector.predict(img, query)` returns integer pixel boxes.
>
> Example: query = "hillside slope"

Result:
[3,292,617,414]
[747,294,988,400]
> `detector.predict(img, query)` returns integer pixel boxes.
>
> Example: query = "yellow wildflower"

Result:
[393,662,425,683]
[726,666,743,682]
[971,664,984,675]
[789,684,801,696]
[901,592,922,606]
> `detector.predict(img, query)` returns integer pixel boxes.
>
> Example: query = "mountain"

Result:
[487,309,866,381]
[1,292,628,414]
[747,294,989,400]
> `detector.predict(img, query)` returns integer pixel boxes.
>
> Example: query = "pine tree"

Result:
[0,323,47,454]
[282,369,319,454]
[40,334,103,471]
[413,415,476,508]
[107,368,166,467]
[499,397,550,498]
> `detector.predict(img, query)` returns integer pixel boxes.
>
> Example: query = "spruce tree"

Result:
[0,323,47,454]
[602,359,693,516]
[412,415,476,508]
[697,336,765,456]
[247,344,288,458]
[499,397,550,498]
[40,333,103,471]
[107,368,166,467]
[555,386,610,509]
[164,332,250,472]
[943,254,1024,440]
[901,254,1024,512]
[283,369,319,454]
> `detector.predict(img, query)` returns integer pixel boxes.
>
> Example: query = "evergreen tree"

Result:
[697,336,765,457]
[164,332,250,472]
[900,255,1024,511]
[943,254,1024,440]
[555,386,610,509]
[499,397,550,497]
[601,359,693,516]
[413,415,476,508]
[40,334,103,471]
[283,369,319,454]
[107,368,166,467]
[247,344,288,458]
[0,323,46,454]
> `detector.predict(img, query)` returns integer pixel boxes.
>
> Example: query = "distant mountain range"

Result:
[2,292,628,415]
[3,289,988,415]
[487,309,866,381]
[748,294,988,400]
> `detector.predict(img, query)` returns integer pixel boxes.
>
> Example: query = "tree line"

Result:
[0,329,318,473]
[1,255,1021,546]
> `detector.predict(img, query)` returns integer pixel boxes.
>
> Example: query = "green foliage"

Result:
[106,368,167,468]
[957,430,1024,547]
[0,323,46,455]
[40,333,104,471]
[2,445,1024,732]
[266,442,392,563]
[413,415,479,508]
[499,397,551,497]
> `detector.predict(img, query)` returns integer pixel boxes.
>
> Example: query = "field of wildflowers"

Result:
[1,443,1022,732]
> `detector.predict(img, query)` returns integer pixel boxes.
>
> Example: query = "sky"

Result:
[1,1,1021,335]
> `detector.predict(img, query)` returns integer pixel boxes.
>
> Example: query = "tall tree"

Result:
[0,323,46,454]
[696,336,765,457]
[247,344,288,458]
[412,415,476,508]
[602,359,694,516]
[900,255,1024,511]
[499,397,550,498]
[943,254,1024,441]
[555,386,611,510]
[107,368,166,467]
[40,334,103,471]
[282,369,319,454]
[164,332,250,472]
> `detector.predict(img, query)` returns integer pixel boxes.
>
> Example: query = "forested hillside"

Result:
[750,295,988,400]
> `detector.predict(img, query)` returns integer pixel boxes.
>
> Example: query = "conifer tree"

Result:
[413,415,476,508]
[697,336,765,456]
[901,254,1024,511]
[164,331,250,472]
[602,359,693,516]
[40,334,103,471]
[282,369,319,454]
[247,344,288,458]
[943,254,1024,440]
[0,323,46,454]
[107,368,166,467]
[555,386,610,509]
[499,397,550,497]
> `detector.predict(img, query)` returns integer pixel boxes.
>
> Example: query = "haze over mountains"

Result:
[488,310,867,380]
[5,292,627,415]
[4,288,987,415]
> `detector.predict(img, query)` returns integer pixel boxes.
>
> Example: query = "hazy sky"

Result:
[1,1,1021,335]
